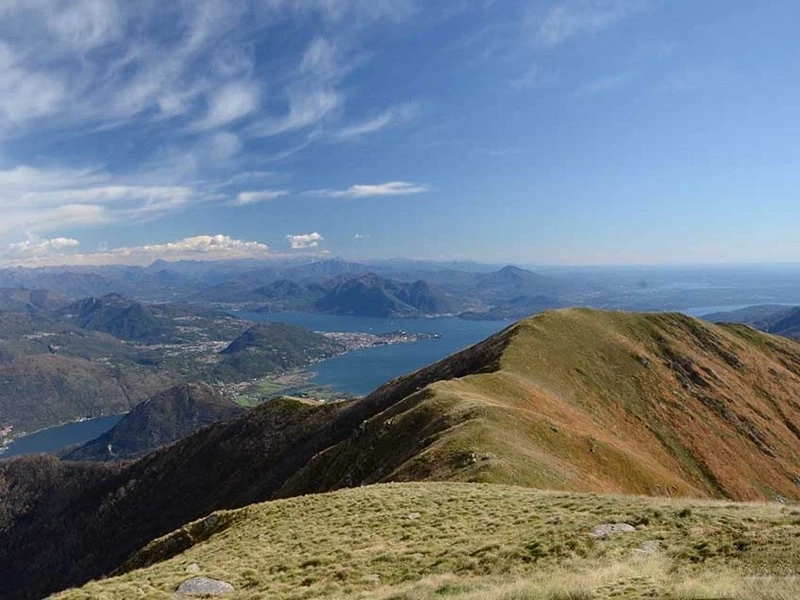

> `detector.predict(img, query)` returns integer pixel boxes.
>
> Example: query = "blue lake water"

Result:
[680,305,758,317]
[237,312,510,395]
[681,303,799,318]
[7,303,789,458]
[1,414,124,459]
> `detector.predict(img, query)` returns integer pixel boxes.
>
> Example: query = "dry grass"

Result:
[383,309,800,501]
[56,482,800,599]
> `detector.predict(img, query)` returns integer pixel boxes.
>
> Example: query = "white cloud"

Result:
[44,0,123,52]
[1,234,274,266]
[249,88,341,137]
[0,164,193,234]
[6,237,80,259]
[191,81,261,131]
[353,233,370,239]
[249,37,347,137]
[260,0,417,25]
[235,190,290,205]
[0,1,432,246]
[110,234,269,260]
[527,0,657,47]
[315,181,429,198]
[0,43,67,124]
[333,103,420,140]
[206,131,243,160]
[286,232,324,249]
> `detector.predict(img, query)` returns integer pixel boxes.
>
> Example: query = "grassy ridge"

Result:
[57,482,800,599]
[280,309,800,501]
[9,308,800,598]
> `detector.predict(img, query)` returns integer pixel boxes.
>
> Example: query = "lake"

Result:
[5,304,777,459]
[237,312,509,395]
[1,414,124,459]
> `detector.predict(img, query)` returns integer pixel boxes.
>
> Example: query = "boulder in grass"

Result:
[175,576,234,597]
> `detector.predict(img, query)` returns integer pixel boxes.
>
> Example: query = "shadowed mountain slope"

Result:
[315,273,453,316]
[213,322,343,380]
[5,309,800,598]
[705,304,800,339]
[61,383,245,462]
[58,293,168,342]
[0,288,65,315]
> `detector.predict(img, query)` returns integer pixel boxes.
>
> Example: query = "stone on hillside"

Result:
[592,523,636,539]
[175,576,234,597]
[636,540,662,554]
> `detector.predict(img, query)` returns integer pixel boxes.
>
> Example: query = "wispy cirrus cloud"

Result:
[0,0,433,259]
[312,181,429,199]
[0,164,194,235]
[527,0,659,48]
[190,81,261,131]
[248,37,346,137]
[0,2,421,141]
[332,103,421,140]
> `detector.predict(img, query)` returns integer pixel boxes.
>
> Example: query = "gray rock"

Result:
[636,540,662,553]
[185,563,201,574]
[175,576,234,597]
[593,523,636,539]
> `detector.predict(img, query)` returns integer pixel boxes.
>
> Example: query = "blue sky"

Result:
[1,0,799,266]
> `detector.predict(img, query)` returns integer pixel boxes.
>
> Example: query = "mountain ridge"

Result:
[5,309,800,598]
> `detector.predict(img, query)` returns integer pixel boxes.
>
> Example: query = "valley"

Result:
[0,289,455,451]
[5,308,800,598]
[4,260,800,599]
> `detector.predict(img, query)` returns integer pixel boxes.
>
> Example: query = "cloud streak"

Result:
[333,103,421,140]
[527,0,658,47]
[235,190,290,205]
[0,164,194,235]
[313,181,429,199]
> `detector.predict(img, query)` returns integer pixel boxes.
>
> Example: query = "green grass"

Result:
[56,482,800,600]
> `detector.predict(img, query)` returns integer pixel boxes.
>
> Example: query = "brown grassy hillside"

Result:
[58,483,800,600]
[286,309,800,501]
[4,309,800,598]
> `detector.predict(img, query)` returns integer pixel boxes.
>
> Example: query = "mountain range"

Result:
[0,295,348,444]
[0,259,585,319]
[705,304,800,339]
[5,309,800,598]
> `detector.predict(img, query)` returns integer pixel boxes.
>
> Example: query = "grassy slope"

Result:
[9,309,800,598]
[285,309,800,502]
[57,482,800,600]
